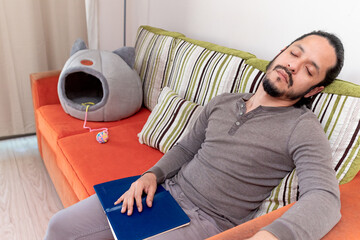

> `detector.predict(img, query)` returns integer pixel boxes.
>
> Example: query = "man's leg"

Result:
[45,179,222,240]
[44,194,113,240]
[148,178,223,240]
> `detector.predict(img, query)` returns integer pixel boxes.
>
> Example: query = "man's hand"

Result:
[114,173,157,216]
[246,230,278,240]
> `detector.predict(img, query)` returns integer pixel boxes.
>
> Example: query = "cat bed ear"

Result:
[70,39,87,56]
[113,47,135,68]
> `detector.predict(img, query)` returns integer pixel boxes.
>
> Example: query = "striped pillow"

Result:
[230,58,268,94]
[164,38,255,106]
[230,62,266,94]
[312,92,360,184]
[138,87,203,153]
[134,26,184,110]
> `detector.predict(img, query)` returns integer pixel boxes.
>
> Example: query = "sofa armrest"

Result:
[208,171,360,240]
[30,70,61,110]
[322,171,360,240]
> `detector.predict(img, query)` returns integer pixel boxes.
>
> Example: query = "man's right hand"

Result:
[114,172,157,216]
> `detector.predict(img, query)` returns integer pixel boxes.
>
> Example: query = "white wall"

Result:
[98,0,124,50]
[100,0,360,84]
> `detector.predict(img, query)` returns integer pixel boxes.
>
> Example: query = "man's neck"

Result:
[246,85,298,113]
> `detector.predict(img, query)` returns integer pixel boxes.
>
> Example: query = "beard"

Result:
[262,70,314,101]
[262,77,283,97]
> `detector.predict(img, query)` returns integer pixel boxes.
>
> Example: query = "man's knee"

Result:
[44,209,73,240]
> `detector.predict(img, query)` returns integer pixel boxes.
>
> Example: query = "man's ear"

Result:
[304,86,324,98]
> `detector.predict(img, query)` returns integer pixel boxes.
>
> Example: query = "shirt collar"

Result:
[236,93,299,113]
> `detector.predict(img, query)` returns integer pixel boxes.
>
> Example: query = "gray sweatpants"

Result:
[44,179,222,240]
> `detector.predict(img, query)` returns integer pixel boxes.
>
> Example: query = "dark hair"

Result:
[267,31,345,108]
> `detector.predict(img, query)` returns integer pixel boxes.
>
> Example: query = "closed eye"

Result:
[306,67,313,76]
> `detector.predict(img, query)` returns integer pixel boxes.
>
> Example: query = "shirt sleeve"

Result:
[146,95,217,184]
[262,114,341,240]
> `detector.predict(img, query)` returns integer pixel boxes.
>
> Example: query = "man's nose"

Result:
[287,63,297,74]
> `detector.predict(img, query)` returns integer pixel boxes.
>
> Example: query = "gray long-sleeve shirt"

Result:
[148,93,340,240]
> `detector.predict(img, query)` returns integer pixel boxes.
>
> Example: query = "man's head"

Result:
[263,31,344,108]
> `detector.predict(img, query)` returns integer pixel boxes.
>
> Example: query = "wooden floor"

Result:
[0,135,63,240]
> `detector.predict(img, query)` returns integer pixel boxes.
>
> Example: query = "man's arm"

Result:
[262,116,341,240]
[114,95,217,215]
[146,95,216,183]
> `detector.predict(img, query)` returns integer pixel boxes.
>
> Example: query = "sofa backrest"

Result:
[163,36,256,106]
[134,25,360,216]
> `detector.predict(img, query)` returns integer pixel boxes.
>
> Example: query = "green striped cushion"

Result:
[138,87,203,153]
[229,63,266,94]
[312,93,360,184]
[230,58,268,94]
[134,26,184,110]
[164,38,255,106]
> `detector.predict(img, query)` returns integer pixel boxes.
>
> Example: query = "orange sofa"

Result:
[31,26,360,239]
[31,70,163,206]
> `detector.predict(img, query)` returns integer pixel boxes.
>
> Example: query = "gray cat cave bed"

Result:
[57,39,142,122]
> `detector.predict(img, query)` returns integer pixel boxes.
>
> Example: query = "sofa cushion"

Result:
[57,107,164,198]
[36,104,126,152]
[134,26,184,111]
[164,37,256,106]
[230,59,266,94]
[138,87,203,153]
[314,92,360,184]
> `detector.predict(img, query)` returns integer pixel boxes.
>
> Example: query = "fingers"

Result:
[125,190,135,216]
[113,188,135,216]
[134,183,144,213]
[114,195,124,206]
[145,184,156,208]
[113,174,157,216]
[115,182,143,216]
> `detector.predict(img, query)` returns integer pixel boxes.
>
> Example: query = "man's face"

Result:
[263,35,337,101]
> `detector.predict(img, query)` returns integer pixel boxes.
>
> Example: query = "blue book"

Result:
[94,175,190,240]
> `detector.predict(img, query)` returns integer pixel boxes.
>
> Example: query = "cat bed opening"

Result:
[65,71,104,105]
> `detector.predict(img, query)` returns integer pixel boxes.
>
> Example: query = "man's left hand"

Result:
[246,230,278,240]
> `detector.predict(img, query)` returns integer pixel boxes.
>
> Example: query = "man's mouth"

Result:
[274,65,293,87]
[276,69,289,83]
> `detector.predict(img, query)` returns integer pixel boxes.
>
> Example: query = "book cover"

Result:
[94,175,190,240]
